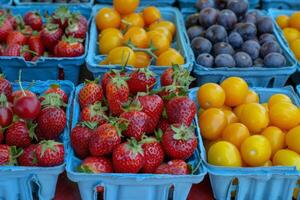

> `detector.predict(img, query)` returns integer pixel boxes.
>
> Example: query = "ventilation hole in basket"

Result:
[167,185,174,200]
[230,178,239,200]
[96,185,104,200]
[267,77,275,88]
[293,179,300,200]
[31,181,39,200]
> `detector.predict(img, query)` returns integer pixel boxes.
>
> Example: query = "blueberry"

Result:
[215,0,229,9]
[257,17,274,34]
[205,25,228,43]
[235,23,257,41]
[254,58,264,67]
[213,42,235,56]
[234,51,253,67]
[195,0,215,10]
[247,10,264,21]
[260,41,282,58]
[191,37,212,57]
[228,32,243,49]
[215,54,236,67]
[264,52,286,67]
[186,13,200,28]
[217,9,237,30]
[199,8,219,28]
[242,13,257,24]
[242,40,261,60]
[197,53,214,67]
[227,0,248,17]
[187,26,204,41]
[259,33,276,45]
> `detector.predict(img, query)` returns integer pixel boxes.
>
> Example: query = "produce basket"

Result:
[86,5,194,79]
[262,0,300,10]
[0,80,74,200]
[13,0,93,6]
[0,0,12,5]
[178,0,260,9]
[0,5,92,84]
[65,84,206,200]
[182,8,297,87]
[190,86,300,200]
[95,0,175,6]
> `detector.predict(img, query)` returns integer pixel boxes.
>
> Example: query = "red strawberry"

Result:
[0,16,13,42]
[12,89,36,103]
[54,36,84,57]
[127,68,156,94]
[161,67,174,86]
[156,118,170,133]
[24,11,43,31]
[36,93,66,140]
[158,85,183,104]
[77,156,113,173]
[112,139,144,173]
[65,18,87,39]
[81,102,107,125]
[4,44,34,61]
[28,33,45,57]
[89,119,126,156]
[6,31,27,45]
[6,121,37,148]
[0,126,3,143]
[106,74,129,116]
[36,140,64,167]
[161,65,195,87]
[155,160,190,175]
[78,79,103,108]
[0,74,12,102]
[41,23,63,52]
[0,145,23,166]
[140,136,164,173]
[18,144,39,166]
[166,96,197,127]
[0,93,13,127]
[43,83,68,103]
[162,124,197,160]
[101,70,126,97]
[120,110,150,141]
[71,122,97,159]
[72,13,88,28]
[52,6,72,29]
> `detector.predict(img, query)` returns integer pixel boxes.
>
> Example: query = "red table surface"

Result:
[54,173,214,200]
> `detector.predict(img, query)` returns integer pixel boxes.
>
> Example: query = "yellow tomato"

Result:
[261,103,269,112]
[262,160,273,167]
[208,141,242,167]
[151,27,173,42]
[197,83,225,109]
[268,93,292,108]
[149,20,176,36]
[133,52,151,68]
[143,6,161,26]
[223,110,239,124]
[233,104,246,119]
[203,139,220,152]
[289,12,300,31]
[95,8,121,30]
[244,90,259,103]
[147,31,170,56]
[156,48,184,66]
[220,105,232,111]
[286,125,300,154]
[123,27,148,48]
[261,126,285,157]
[107,46,136,66]
[283,28,300,44]
[240,135,272,167]
[276,15,289,29]
[98,28,123,54]
[273,149,300,170]
[113,0,139,15]
[290,38,300,61]
[121,13,145,29]
[222,123,250,149]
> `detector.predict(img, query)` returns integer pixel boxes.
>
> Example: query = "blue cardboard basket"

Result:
[0,5,92,84]
[190,86,300,200]
[178,0,260,9]
[94,0,175,6]
[0,80,74,200]
[65,84,206,200]
[86,5,194,79]
[182,8,297,87]
[262,0,300,10]
[13,0,93,6]
[0,0,12,5]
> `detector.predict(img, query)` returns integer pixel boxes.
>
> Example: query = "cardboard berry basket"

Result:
[189,86,300,200]
[0,5,91,84]
[182,7,297,87]
[262,0,300,10]
[178,0,260,9]
[95,0,175,6]
[0,80,74,200]
[65,84,206,200]
[86,5,194,80]
[0,0,12,5]
[14,0,94,7]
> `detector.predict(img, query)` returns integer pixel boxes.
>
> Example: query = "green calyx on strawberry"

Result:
[62,35,83,44]
[139,134,158,144]
[159,84,188,101]
[109,117,128,137]
[137,67,156,81]
[171,124,196,141]
[45,22,60,32]
[88,102,108,119]
[38,140,61,158]
[110,73,129,89]
[77,164,94,173]
[27,120,38,141]
[154,129,163,142]
[3,145,23,166]
[0,93,8,107]
[52,6,71,26]
[170,64,195,88]
[41,93,66,108]
[122,98,143,112]
[79,121,98,130]
[126,138,144,158]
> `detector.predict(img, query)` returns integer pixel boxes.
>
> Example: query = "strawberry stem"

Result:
[18,70,26,96]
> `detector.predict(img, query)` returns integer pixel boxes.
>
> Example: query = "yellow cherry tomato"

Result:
[143,6,161,26]
[121,13,145,30]
[113,0,139,15]
[107,46,136,66]
[95,8,121,31]
[156,48,184,66]
[220,105,232,111]
[151,27,173,42]
[123,27,148,48]
[147,31,170,56]
[98,28,123,54]
[244,90,259,103]
[223,110,239,124]
[222,123,250,149]
[233,104,246,119]
[208,141,242,167]
[203,139,220,152]
[240,135,272,167]
[268,93,292,108]
[149,20,176,36]
[261,103,269,112]
[133,52,151,68]
[276,15,289,29]
[197,83,225,109]
[273,149,300,170]
[261,126,285,157]
[262,160,273,167]
[286,125,300,154]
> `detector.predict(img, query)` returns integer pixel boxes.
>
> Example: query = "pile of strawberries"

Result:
[0,6,88,61]
[71,66,199,175]
[0,74,67,167]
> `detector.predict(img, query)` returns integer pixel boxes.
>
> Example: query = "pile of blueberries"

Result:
[186,0,287,68]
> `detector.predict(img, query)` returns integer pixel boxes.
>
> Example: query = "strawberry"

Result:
[4,44,34,61]
[24,11,43,31]
[52,6,72,30]
[81,102,107,125]
[120,110,150,141]
[0,126,3,143]
[101,70,126,97]
[0,15,13,42]
[106,74,129,116]
[18,144,38,166]
[78,79,103,108]
[54,36,84,57]
[6,31,27,45]
[140,136,164,173]
[43,83,68,103]
[155,160,190,175]
[89,119,126,156]
[36,93,66,140]
[77,156,113,173]
[0,74,12,102]
[156,118,170,133]
[12,89,36,103]
[72,13,88,28]
[158,85,184,104]
[0,145,23,166]
[6,121,37,148]
[65,18,87,39]
[166,96,197,127]
[0,93,13,127]
[41,23,63,52]
[112,139,144,173]
[36,140,64,167]
[28,33,45,57]
[162,124,197,160]
[71,122,97,159]
[160,67,174,87]
[127,68,156,94]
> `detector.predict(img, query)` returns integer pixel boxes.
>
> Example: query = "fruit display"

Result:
[196,76,300,169]
[185,0,288,68]
[70,65,200,175]
[0,6,88,61]
[94,0,185,68]
[0,74,69,167]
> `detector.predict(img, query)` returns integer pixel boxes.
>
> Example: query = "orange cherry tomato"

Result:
[98,28,123,54]
[121,13,144,30]
[261,126,285,157]
[107,46,136,66]
[95,8,121,31]
[268,93,292,108]
[197,83,225,109]
[223,110,239,124]
[244,90,259,103]
[151,27,173,42]
[149,20,176,36]
[123,27,148,48]
[286,125,300,154]
[113,0,139,15]
[222,123,250,149]
[143,6,161,26]
[156,48,184,66]
[133,52,151,68]
[147,31,170,56]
